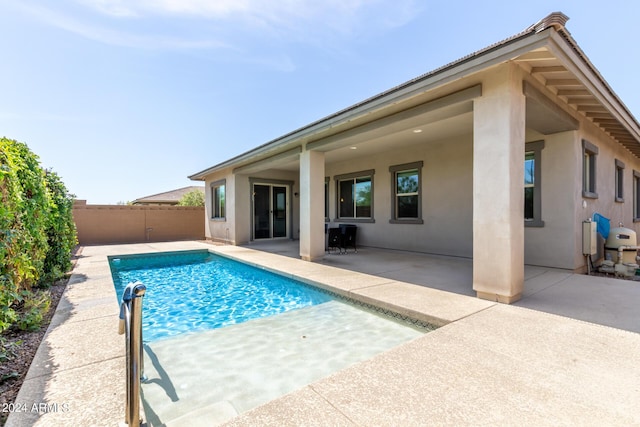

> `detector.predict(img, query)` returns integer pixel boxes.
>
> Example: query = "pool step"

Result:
[164,400,238,427]
[141,301,424,426]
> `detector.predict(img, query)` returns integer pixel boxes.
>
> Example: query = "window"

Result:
[582,140,598,199]
[210,180,225,219]
[615,159,625,203]
[634,171,640,222]
[524,141,544,227]
[335,170,374,222]
[389,161,423,224]
[324,177,329,222]
[525,152,535,219]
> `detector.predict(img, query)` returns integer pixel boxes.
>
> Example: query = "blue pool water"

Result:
[109,250,333,342]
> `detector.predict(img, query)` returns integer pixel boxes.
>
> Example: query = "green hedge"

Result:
[0,138,77,332]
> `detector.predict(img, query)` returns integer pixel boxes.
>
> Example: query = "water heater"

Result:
[582,220,597,256]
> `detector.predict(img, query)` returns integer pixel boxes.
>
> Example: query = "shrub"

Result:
[42,169,77,284]
[0,139,49,285]
[15,290,51,331]
[1,138,48,331]
[0,138,76,332]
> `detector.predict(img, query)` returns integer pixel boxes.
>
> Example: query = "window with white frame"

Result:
[615,159,625,202]
[210,180,225,219]
[389,161,423,224]
[335,170,374,221]
[582,139,598,199]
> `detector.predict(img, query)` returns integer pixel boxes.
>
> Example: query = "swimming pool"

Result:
[109,249,433,426]
[109,250,333,341]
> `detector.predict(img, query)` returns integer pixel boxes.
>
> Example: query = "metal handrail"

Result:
[118,282,146,426]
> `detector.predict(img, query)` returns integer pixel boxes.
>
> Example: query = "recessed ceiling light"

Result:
[413,129,423,133]
[349,146,357,150]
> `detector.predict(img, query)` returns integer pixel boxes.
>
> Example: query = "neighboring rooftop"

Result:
[131,186,205,205]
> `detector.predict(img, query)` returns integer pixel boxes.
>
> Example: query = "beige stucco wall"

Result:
[73,205,205,245]
[325,134,474,257]
[204,169,236,244]
[572,116,640,270]
[204,169,300,245]
[202,136,475,258]
[522,112,640,271]
[524,130,577,269]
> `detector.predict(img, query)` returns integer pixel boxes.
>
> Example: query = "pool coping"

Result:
[6,241,640,426]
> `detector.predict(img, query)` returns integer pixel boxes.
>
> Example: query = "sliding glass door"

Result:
[253,183,288,239]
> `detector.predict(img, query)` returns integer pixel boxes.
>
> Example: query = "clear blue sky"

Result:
[1,1,639,204]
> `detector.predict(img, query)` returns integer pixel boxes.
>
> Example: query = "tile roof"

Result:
[189,12,640,179]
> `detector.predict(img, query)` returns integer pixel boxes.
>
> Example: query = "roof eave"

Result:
[189,30,552,181]
[189,12,640,180]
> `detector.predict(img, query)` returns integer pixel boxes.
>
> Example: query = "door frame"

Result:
[249,178,294,241]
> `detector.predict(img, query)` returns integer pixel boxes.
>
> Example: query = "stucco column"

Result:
[472,64,525,303]
[299,149,325,261]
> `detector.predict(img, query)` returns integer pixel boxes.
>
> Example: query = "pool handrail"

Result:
[118,281,146,426]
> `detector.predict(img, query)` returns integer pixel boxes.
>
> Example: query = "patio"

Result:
[6,240,640,426]
[245,239,640,333]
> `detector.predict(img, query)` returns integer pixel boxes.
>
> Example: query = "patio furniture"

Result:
[326,225,358,254]
[327,228,342,254]
[339,224,357,253]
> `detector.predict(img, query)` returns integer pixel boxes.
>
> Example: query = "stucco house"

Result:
[189,12,640,304]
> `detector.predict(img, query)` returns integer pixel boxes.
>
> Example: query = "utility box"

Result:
[582,220,597,256]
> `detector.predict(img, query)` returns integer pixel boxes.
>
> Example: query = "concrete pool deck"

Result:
[6,241,640,426]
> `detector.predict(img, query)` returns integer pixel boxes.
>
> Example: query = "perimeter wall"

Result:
[73,202,205,245]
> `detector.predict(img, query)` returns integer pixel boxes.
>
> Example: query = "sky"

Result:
[1,1,639,204]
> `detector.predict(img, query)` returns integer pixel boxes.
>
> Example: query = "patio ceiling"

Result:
[237,102,474,174]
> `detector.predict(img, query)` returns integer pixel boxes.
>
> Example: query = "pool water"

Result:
[109,250,333,342]
[109,249,432,426]
[141,300,427,426]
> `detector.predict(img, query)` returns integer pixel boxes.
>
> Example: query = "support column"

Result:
[299,149,325,261]
[473,64,525,303]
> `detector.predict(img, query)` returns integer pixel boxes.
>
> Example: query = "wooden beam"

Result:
[585,112,612,118]
[572,99,601,106]
[546,79,581,86]
[516,51,556,61]
[593,119,620,124]
[557,89,591,96]
[577,105,607,112]
[531,66,566,73]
